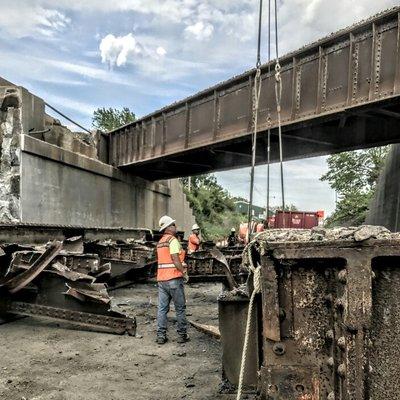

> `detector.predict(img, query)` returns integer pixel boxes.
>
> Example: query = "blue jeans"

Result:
[157,278,187,338]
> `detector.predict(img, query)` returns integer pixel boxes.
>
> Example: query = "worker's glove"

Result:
[183,271,189,284]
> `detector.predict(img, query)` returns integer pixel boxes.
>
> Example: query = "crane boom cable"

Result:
[238,2,263,399]
[266,0,272,225]
[246,0,263,243]
[274,0,286,226]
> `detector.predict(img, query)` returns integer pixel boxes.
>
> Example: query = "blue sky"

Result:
[0,0,397,216]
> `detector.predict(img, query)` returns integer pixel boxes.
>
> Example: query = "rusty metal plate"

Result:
[256,240,400,400]
[189,99,214,147]
[369,256,400,399]
[296,58,319,118]
[377,26,398,97]
[325,46,350,110]
[218,84,250,138]
[258,69,293,126]
[141,121,153,160]
[153,118,164,156]
[219,297,259,389]
[259,365,319,400]
[353,35,373,103]
[165,109,186,153]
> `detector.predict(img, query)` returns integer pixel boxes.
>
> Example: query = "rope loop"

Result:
[274,62,283,114]
[236,263,262,400]
[274,60,281,75]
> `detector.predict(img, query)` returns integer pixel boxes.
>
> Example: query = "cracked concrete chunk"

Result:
[353,225,391,242]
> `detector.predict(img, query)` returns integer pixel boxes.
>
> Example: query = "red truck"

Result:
[268,210,324,229]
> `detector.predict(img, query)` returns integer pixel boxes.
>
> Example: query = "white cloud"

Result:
[100,33,142,67]
[184,21,214,41]
[156,46,167,57]
[0,4,70,38]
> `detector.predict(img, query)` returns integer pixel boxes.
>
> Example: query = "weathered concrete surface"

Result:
[366,144,400,232]
[0,81,196,234]
[20,135,195,232]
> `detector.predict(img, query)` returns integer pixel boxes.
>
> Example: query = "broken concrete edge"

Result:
[0,104,21,223]
[21,134,169,195]
[241,225,399,268]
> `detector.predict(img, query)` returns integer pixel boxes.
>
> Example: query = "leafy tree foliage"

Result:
[181,174,243,239]
[92,107,136,132]
[321,147,389,226]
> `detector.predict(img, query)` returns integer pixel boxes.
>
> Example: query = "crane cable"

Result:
[266,0,272,226]
[238,1,263,400]
[237,1,284,399]
[274,0,286,226]
[246,0,263,245]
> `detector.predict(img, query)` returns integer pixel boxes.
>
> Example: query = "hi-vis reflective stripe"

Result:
[157,242,171,248]
[158,263,176,269]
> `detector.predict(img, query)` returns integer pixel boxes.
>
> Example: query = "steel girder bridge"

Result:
[109,7,400,180]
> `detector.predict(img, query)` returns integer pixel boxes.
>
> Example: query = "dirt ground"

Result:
[0,282,241,400]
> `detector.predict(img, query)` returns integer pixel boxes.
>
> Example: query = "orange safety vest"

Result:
[256,223,265,233]
[188,233,200,253]
[239,222,258,244]
[156,234,186,282]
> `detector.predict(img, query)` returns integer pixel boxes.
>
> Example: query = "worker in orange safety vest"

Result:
[187,223,201,254]
[238,221,258,244]
[156,215,189,345]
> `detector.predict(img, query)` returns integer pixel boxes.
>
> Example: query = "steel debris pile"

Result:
[0,238,136,335]
[0,224,245,336]
[84,238,157,288]
[186,246,245,287]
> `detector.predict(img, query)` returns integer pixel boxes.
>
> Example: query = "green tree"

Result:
[180,174,243,240]
[92,107,136,132]
[321,147,389,226]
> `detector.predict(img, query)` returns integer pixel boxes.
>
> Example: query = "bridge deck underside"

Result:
[110,8,400,180]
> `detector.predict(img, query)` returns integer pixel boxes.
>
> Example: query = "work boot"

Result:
[177,334,190,344]
[156,336,168,345]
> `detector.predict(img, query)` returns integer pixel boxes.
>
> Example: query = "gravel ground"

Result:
[0,282,239,400]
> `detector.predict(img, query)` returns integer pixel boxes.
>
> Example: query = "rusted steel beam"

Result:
[0,223,151,245]
[185,247,244,286]
[258,240,400,399]
[5,301,136,335]
[2,241,62,294]
[109,7,400,174]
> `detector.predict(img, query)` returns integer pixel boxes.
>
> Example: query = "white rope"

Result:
[246,67,262,244]
[236,264,262,400]
[275,61,286,226]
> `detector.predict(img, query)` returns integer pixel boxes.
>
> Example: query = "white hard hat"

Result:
[192,223,200,230]
[159,215,176,232]
[231,227,236,232]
